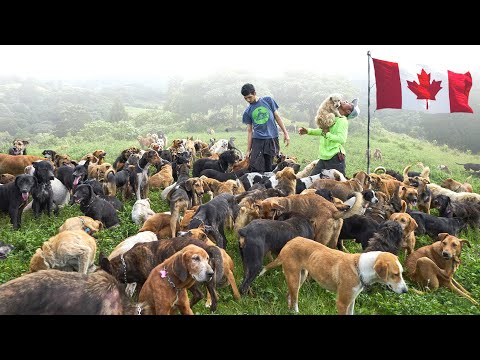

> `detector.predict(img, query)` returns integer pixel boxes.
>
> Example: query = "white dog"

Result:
[131,198,155,225]
[108,231,158,260]
[315,93,343,129]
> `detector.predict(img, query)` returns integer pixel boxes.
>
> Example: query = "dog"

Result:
[456,162,480,172]
[8,139,29,155]
[134,150,161,200]
[405,233,477,305]
[389,212,418,255]
[188,193,240,249]
[0,173,15,184]
[428,183,480,205]
[100,231,223,311]
[108,231,158,260]
[406,209,467,238]
[139,244,214,315]
[29,230,97,274]
[311,171,370,201]
[373,148,382,161]
[192,149,238,177]
[113,146,139,171]
[296,160,319,179]
[238,214,314,295]
[315,93,343,129]
[0,174,36,229]
[148,160,174,190]
[260,236,408,314]
[438,164,451,174]
[71,184,119,228]
[0,241,14,260]
[441,177,473,193]
[430,194,480,229]
[0,270,149,315]
[58,216,103,235]
[0,154,47,176]
[260,192,364,248]
[42,149,57,160]
[132,198,156,226]
[363,220,404,255]
[56,161,89,191]
[31,160,55,218]
[140,212,180,239]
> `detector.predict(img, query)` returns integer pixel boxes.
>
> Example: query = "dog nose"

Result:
[442,251,452,259]
[207,269,214,280]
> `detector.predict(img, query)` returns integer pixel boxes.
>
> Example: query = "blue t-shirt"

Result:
[242,96,279,139]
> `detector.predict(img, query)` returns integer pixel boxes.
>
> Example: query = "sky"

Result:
[0,45,478,82]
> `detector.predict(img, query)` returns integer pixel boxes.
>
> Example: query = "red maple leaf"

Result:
[406,69,443,109]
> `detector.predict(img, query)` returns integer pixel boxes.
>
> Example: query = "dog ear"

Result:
[99,253,112,274]
[438,233,449,241]
[400,200,407,213]
[460,239,471,248]
[173,252,188,282]
[184,179,193,191]
[406,217,418,232]
[23,140,29,145]
[374,260,388,282]
[95,220,104,231]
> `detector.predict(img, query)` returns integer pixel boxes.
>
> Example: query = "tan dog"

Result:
[200,176,244,197]
[54,154,73,169]
[260,237,408,314]
[29,230,97,274]
[92,150,107,165]
[58,216,103,235]
[0,154,48,176]
[260,193,363,248]
[311,171,370,201]
[138,244,214,315]
[405,233,477,305]
[275,166,297,196]
[441,178,473,193]
[0,173,15,184]
[389,212,418,255]
[315,93,342,128]
[140,212,180,239]
[296,159,318,179]
[373,148,382,161]
[399,185,418,209]
[148,163,174,190]
[179,206,200,230]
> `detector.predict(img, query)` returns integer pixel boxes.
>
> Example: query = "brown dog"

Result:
[373,148,382,161]
[405,233,477,305]
[139,244,214,315]
[260,236,408,314]
[29,230,97,274]
[260,192,364,248]
[0,173,15,184]
[311,171,370,201]
[140,212,180,239]
[0,154,48,176]
[148,162,174,189]
[389,212,418,255]
[441,178,473,193]
[58,216,103,236]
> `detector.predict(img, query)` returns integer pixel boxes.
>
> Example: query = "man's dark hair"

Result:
[241,83,255,96]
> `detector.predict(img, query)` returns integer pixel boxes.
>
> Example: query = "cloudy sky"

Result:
[0,45,477,81]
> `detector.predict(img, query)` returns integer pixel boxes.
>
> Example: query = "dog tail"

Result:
[373,166,386,174]
[403,164,412,180]
[456,162,466,165]
[259,256,283,276]
[334,191,363,220]
[161,182,177,200]
[465,175,473,182]
[206,246,225,287]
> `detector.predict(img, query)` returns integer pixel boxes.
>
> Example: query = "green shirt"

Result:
[306,116,348,160]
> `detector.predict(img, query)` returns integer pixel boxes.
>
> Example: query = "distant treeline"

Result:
[1,71,480,153]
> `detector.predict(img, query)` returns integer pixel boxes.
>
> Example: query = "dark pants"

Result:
[249,138,280,173]
[310,153,346,177]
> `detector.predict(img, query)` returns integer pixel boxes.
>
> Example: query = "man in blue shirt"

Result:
[241,83,290,173]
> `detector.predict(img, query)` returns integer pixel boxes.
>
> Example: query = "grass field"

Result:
[1,128,480,315]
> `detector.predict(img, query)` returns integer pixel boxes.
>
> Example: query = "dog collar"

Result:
[120,254,128,284]
[355,257,368,288]
[160,267,181,307]
[78,217,91,233]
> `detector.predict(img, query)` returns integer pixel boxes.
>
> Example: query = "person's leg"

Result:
[323,155,346,177]
[248,139,266,173]
[264,154,273,172]
[310,159,326,176]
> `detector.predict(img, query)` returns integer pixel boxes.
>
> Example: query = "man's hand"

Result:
[298,127,308,135]
[245,150,251,159]
[284,133,290,147]
[321,126,330,134]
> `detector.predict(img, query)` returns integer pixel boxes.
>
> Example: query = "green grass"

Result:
[1,129,480,315]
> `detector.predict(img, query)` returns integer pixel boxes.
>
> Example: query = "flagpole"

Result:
[367,51,372,174]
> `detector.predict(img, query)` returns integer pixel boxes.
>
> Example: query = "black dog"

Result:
[338,215,381,250]
[56,161,89,191]
[199,168,249,182]
[406,209,467,238]
[364,220,404,255]
[431,195,480,228]
[31,161,55,218]
[0,174,36,229]
[238,214,314,295]
[72,184,119,228]
[456,162,480,172]
[188,193,239,249]
[78,179,123,211]
[192,149,238,177]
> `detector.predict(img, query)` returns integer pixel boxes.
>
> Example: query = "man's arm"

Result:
[323,118,348,144]
[246,124,253,158]
[273,111,290,147]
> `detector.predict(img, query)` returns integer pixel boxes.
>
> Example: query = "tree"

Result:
[108,98,128,123]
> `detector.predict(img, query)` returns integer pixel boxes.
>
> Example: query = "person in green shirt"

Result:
[298,98,359,177]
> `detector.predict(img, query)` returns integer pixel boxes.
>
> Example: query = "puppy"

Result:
[132,198,155,226]
[58,216,103,235]
[260,236,408,314]
[138,244,214,315]
[29,230,97,274]
[315,93,343,128]
[405,233,477,305]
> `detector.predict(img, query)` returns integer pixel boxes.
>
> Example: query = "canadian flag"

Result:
[372,57,473,113]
